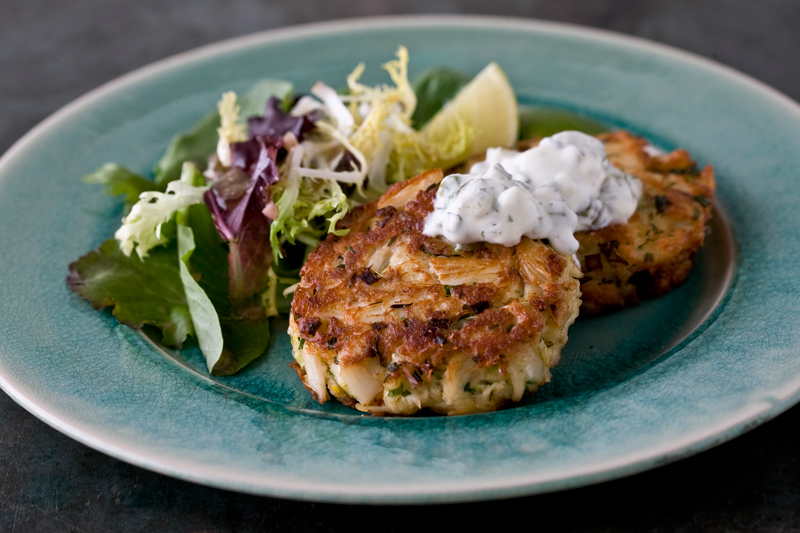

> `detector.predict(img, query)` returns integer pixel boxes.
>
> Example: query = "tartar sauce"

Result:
[423,131,642,255]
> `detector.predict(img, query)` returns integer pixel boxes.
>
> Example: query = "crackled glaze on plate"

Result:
[1,16,799,504]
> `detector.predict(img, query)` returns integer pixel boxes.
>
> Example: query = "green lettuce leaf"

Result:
[213,318,271,376]
[177,224,224,371]
[82,163,166,209]
[237,79,296,119]
[69,166,272,375]
[155,112,219,185]
[411,68,470,128]
[67,239,193,348]
[180,202,272,376]
[178,164,271,375]
[155,79,294,185]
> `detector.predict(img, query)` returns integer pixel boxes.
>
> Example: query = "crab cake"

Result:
[572,132,715,314]
[289,169,582,415]
[466,131,716,314]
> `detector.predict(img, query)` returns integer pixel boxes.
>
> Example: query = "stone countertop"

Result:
[1,1,799,531]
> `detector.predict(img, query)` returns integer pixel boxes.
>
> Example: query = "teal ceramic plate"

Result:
[1,16,799,504]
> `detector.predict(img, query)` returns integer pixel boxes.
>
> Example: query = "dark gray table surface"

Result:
[2,1,799,531]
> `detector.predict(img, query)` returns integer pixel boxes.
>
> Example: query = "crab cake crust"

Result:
[289,169,582,415]
[465,131,716,314]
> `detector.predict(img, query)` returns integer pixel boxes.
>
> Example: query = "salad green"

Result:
[156,79,294,185]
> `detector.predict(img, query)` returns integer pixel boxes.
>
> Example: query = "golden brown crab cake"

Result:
[289,169,582,416]
[572,132,715,314]
[462,131,716,314]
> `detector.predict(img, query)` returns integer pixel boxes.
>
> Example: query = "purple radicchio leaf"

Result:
[204,139,280,302]
[248,96,316,142]
[227,200,273,303]
[203,101,317,302]
[205,139,280,239]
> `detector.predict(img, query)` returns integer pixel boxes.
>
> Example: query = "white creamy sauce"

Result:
[423,131,643,256]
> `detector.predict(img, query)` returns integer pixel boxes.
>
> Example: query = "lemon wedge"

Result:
[422,62,518,169]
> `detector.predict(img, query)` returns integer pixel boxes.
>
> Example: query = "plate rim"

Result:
[2,14,800,504]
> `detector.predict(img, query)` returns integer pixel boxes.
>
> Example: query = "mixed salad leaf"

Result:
[68,47,604,376]
[68,238,195,348]
[82,163,166,209]
[410,67,470,128]
[155,79,294,185]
